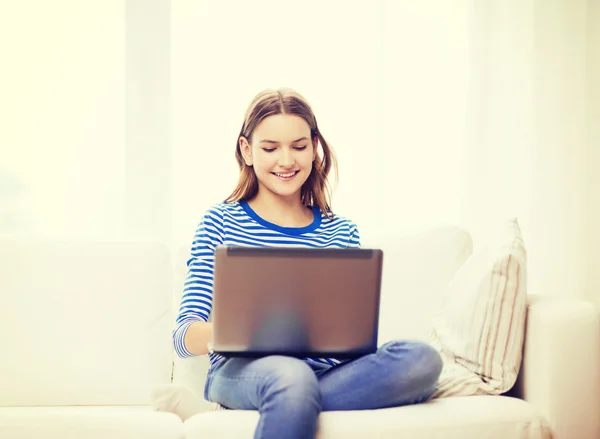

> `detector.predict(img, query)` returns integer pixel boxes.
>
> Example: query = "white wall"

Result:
[171,0,468,249]
[170,0,384,246]
[378,0,467,237]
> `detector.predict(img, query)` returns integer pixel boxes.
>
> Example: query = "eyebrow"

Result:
[259,137,309,145]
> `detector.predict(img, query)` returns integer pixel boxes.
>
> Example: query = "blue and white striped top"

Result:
[173,200,361,370]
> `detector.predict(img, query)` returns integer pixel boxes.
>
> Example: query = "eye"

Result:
[262,148,276,153]
[293,146,307,151]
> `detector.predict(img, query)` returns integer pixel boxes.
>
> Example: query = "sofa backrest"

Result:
[0,238,174,406]
[362,226,473,342]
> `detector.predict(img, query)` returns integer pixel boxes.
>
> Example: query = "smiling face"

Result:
[240,114,316,202]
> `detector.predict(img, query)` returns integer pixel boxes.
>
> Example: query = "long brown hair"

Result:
[225,88,338,219]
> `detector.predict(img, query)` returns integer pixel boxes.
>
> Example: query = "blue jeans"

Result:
[204,340,443,439]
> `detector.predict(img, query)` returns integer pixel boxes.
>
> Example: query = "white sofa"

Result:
[1,227,599,439]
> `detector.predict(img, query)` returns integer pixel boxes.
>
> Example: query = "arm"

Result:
[348,221,361,248]
[172,207,223,358]
[183,321,213,356]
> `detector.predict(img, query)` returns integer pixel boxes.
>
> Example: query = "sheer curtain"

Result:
[461,0,597,304]
[588,0,600,307]
[1,0,171,243]
[1,1,127,240]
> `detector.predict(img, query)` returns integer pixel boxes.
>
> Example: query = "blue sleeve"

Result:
[172,206,224,358]
[348,221,361,248]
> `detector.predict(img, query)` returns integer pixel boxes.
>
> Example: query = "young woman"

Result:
[170,88,442,439]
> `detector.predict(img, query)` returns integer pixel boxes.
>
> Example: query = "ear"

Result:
[313,136,319,161]
[240,136,253,166]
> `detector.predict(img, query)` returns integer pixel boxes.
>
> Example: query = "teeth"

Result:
[275,172,296,178]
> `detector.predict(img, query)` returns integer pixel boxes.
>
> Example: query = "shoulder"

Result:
[193,202,242,243]
[201,201,240,223]
[195,202,237,237]
[320,209,359,233]
[319,210,361,248]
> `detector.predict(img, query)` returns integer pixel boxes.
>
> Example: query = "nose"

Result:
[279,148,295,168]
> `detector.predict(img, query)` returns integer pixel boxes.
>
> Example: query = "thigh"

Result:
[205,355,317,410]
[318,340,442,411]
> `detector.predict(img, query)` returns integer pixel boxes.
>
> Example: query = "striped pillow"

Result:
[429,218,527,398]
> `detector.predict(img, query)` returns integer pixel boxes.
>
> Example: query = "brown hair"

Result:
[225,88,338,219]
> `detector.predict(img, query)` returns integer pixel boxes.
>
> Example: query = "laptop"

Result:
[210,246,384,358]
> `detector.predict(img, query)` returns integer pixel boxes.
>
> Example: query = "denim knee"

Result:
[381,340,443,388]
[261,356,321,404]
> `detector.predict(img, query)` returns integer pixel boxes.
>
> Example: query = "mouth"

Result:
[271,170,300,181]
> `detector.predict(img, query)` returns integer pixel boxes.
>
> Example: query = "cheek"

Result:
[301,153,314,168]
[253,155,274,172]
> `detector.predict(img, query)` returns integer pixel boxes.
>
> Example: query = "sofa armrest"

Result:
[512,294,600,439]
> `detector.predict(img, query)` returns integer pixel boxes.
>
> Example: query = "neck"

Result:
[247,188,313,227]
[251,188,305,213]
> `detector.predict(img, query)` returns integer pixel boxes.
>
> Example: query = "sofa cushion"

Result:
[184,395,551,439]
[0,238,175,406]
[0,406,183,439]
[430,219,528,398]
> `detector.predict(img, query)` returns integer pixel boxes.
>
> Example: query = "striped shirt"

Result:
[173,200,361,370]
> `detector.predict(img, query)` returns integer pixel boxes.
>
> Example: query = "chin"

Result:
[269,187,302,199]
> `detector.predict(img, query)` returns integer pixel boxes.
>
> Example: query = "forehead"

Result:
[253,114,310,142]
